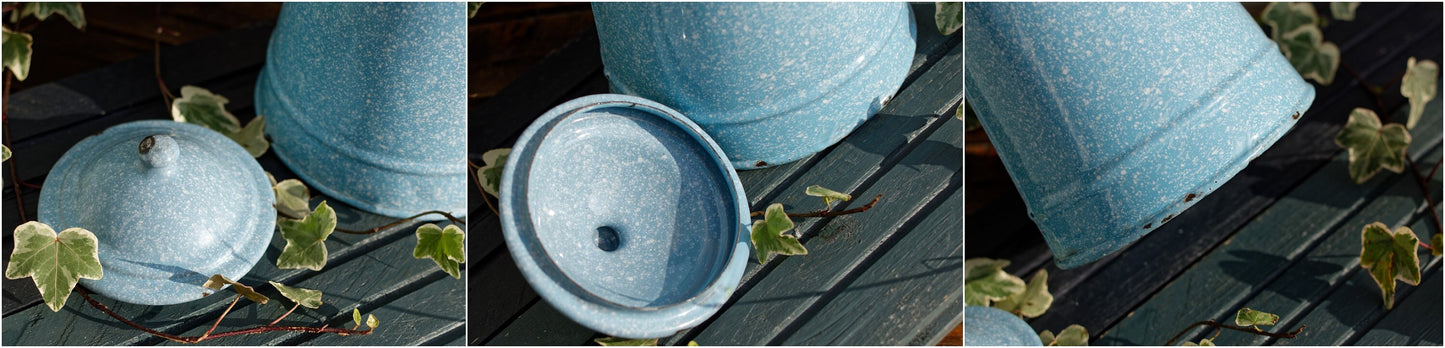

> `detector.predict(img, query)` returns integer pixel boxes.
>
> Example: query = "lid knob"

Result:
[138,135,178,169]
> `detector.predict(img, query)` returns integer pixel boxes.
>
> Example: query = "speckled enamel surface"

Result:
[964,306,1044,346]
[255,2,467,219]
[964,2,1315,269]
[39,121,274,306]
[500,94,750,338]
[593,2,916,169]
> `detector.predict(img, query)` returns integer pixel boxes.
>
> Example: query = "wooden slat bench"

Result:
[966,3,1443,346]
[465,3,963,345]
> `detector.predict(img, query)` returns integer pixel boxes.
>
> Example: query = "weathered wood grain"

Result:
[1353,272,1444,346]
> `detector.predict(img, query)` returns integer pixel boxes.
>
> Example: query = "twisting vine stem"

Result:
[1164,321,1305,346]
[749,194,884,218]
[77,287,371,343]
[1341,59,1442,240]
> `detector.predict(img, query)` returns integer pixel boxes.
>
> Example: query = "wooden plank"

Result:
[465,246,538,344]
[1272,259,1441,346]
[684,116,962,345]
[1353,271,1443,346]
[485,301,595,346]
[779,189,961,345]
[290,275,466,346]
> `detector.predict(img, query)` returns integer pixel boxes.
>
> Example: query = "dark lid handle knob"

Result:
[139,135,178,169]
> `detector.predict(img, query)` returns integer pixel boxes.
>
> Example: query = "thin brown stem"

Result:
[1418,240,1434,253]
[1340,61,1387,114]
[1428,159,1442,185]
[152,5,176,104]
[1164,321,1305,346]
[78,287,371,343]
[4,71,28,222]
[1406,155,1442,235]
[270,303,300,326]
[749,194,883,218]
[203,296,240,339]
[333,210,466,234]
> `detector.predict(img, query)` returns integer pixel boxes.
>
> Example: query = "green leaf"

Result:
[1039,330,1055,346]
[1184,338,1215,346]
[1052,324,1089,346]
[1234,308,1279,327]
[964,258,1025,306]
[366,313,380,329]
[1278,25,1340,85]
[1401,57,1438,129]
[478,148,509,198]
[12,3,85,29]
[269,281,322,309]
[995,269,1053,318]
[688,341,699,346]
[594,337,658,346]
[935,2,961,36]
[4,221,102,312]
[353,308,363,328]
[1260,2,1319,39]
[274,179,311,219]
[414,224,466,279]
[202,274,269,304]
[1330,2,1359,21]
[171,85,241,134]
[3,144,10,162]
[1360,222,1421,309]
[1432,234,1442,257]
[750,203,807,264]
[226,116,269,157]
[1335,108,1411,184]
[2,27,33,81]
[277,201,336,271]
[468,2,484,18]
[804,185,851,209]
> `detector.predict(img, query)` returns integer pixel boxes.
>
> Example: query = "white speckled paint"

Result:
[965,2,1315,268]
[965,306,1044,346]
[500,94,750,339]
[593,2,916,169]
[255,3,467,219]
[39,121,274,306]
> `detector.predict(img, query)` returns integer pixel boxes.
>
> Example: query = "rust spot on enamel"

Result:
[1144,223,1152,229]
[1291,111,1300,120]
[1185,193,1197,202]
[755,161,767,167]
[1163,214,1174,223]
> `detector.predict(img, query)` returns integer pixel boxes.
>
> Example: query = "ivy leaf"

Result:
[1432,234,1442,257]
[11,3,85,30]
[1330,2,1359,21]
[468,2,484,18]
[1401,57,1438,129]
[935,2,961,36]
[226,116,269,157]
[1052,324,1089,346]
[4,221,102,312]
[277,201,336,271]
[995,269,1053,318]
[274,179,312,219]
[1260,2,1319,39]
[1183,338,1215,346]
[202,274,270,304]
[352,308,363,328]
[269,281,322,309]
[366,313,380,330]
[804,185,851,209]
[2,27,33,81]
[1360,222,1421,310]
[1278,25,1340,85]
[964,258,1025,306]
[688,341,699,346]
[478,148,509,198]
[1335,108,1411,184]
[594,337,658,346]
[1234,308,1279,328]
[172,85,241,134]
[414,224,466,279]
[2,144,10,162]
[750,203,807,264]
[1039,330,1055,345]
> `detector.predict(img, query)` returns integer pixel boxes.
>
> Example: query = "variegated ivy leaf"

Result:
[414,224,466,279]
[468,2,484,18]
[1183,338,1215,346]
[688,341,699,346]
[750,203,807,264]
[353,308,363,328]
[935,2,961,36]
[4,221,102,312]
[1039,330,1055,345]
[277,201,337,271]
[2,144,9,162]
[1330,2,1359,21]
[995,269,1052,318]
[274,179,311,219]
[1360,222,1421,310]
[804,185,851,209]
[366,313,380,329]
[1401,57,1438,129]
[172,85,242,134]
[1234,308,1279,328]
[594,337,658,346]
[1335,108,1410,184]
[1047,324,1088,346]
[964,258,1025,306]
[478,148,509,198]
[202,274,270,304]
[1260,2,1319,39]
[1278,25,1340,85]
[2,27,33,81]
[11,3,85,30]
[1432,234,1442,257]
[269,281,323,309]
[227,116,269,157]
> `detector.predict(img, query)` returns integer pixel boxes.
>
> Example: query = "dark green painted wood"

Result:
[780,189,961,345]
[486,301,595,346]
[296,275,466,346]
[1272,259,1441,346]
[1354,270,1443,346]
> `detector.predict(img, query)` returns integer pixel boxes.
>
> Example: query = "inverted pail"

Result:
[255,3,467,219]
[592,2,916,169]
[964,2,1314,268]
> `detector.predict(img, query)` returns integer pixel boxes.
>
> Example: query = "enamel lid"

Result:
[500,94,750,338]
[39,120,275,306]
